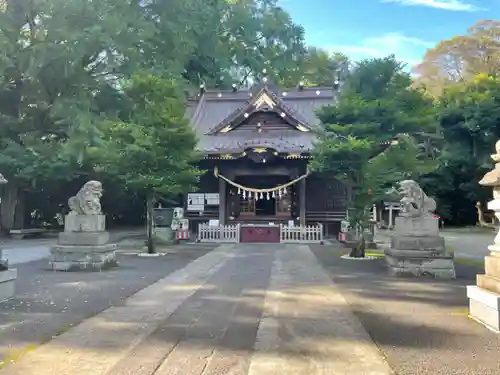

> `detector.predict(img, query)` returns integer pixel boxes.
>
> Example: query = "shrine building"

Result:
[184,80,349,237]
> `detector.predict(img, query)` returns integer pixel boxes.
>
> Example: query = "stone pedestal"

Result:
[153,227,174,245]
[0,269,17,302]
[385,215,456,279]
[50,214,118,271]
[468,199,500,332]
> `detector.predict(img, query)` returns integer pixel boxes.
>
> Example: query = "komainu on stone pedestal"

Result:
[49,181,118,271]
[384,180,456,279]
[468,140,500,332]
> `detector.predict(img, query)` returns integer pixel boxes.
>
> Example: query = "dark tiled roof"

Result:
[198,129,317,154]
[188,85,336,154]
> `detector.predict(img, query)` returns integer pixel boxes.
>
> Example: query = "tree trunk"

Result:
[14,191,25,229]
[146,195,155,254]
[0,182,19,235]
[349,231,366,258]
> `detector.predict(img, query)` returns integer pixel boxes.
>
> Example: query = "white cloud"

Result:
[382,0,485,12]
[329,33,434,69]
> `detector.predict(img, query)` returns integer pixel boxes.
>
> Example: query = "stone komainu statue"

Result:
[68,181,103,215]
[397,180,436,218]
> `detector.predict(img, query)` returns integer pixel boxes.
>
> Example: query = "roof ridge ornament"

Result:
[206,85,314,134]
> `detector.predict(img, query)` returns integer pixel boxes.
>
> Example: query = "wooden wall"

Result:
[305,175,348,211]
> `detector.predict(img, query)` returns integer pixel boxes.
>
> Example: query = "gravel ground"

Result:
[0,244,217,364]
[311,244,500,375]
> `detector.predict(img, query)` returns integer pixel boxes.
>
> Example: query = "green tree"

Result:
[413,20,500,97]
[419,74,500,225]
[93,74,201,253]
[0,0,147,230]
[301,47,349,86]
[178,0,306,88]
[312,56,439,257]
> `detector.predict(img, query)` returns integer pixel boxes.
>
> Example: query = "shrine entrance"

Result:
[234,175,293,219]
[256,195,276,216]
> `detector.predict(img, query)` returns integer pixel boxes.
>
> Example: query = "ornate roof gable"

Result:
[205,86,314,135]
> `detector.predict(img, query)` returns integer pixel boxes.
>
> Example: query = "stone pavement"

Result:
[311,244,500,375]
[0,246,216,363]
[0,244,393,375]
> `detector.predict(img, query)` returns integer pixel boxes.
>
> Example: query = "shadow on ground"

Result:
[2,244,500,375]
[0,245,216,361]
[310,244,500,375]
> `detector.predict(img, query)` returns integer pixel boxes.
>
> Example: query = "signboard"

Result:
[187,193,220,211]
[205,193,220,205]
[153,208,174,227]
[187,193,204,211]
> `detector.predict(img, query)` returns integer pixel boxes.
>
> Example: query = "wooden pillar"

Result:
[299,178,306,227]
[219,178,226,225]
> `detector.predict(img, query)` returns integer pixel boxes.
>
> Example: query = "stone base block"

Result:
[467,285,500,332]
[391,235,445,251]
[477,274,500,295]
[485,256,500,278]
[385,248,455,279]
[488,244,500,255]
[154,227,174,245]
[394,215,439,237]
[64,214,105,232]
[58,231,110,246]
[0,269,17,302]
[49,243,118,271]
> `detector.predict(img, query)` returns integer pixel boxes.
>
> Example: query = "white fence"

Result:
[279,224,323,244]
[198,224,240,243]
[198,223,323,244]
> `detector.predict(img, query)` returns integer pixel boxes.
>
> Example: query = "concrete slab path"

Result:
[0,244,393,375]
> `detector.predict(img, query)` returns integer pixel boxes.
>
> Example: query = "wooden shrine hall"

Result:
[184,79,349,242]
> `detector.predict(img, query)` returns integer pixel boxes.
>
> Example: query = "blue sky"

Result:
[279,0,498,69]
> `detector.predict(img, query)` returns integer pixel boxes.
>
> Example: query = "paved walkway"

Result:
[0,246,216,362]
[0,244,392,375]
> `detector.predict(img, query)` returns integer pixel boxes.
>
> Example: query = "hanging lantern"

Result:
[278,189,282,198]
[238,187,241,195]
[242,190,246,199]
[266,192,270,200]
[283,187,287,195]
[272,190,276,198]
[255,191,259,200]
[259,192,264,199]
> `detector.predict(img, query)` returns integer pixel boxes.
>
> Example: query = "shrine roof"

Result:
[197,129,316,154]
[186,85,336,154]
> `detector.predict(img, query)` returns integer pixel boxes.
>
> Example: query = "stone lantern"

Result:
[467,140,500,332]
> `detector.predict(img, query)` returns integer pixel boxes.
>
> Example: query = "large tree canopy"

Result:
[0,0,150,229]
[2,0,497,232]
[312,56,439,256]
[180,0,307,88]
[413,20,500,97]
[0,0,315,229]
[419,74,500,224]
[300,47,349,86]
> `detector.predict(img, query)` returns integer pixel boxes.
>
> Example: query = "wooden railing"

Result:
[280,224,323,244]
[306,210,346,222]
[185,209,219,219]
[198,224,240,243]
